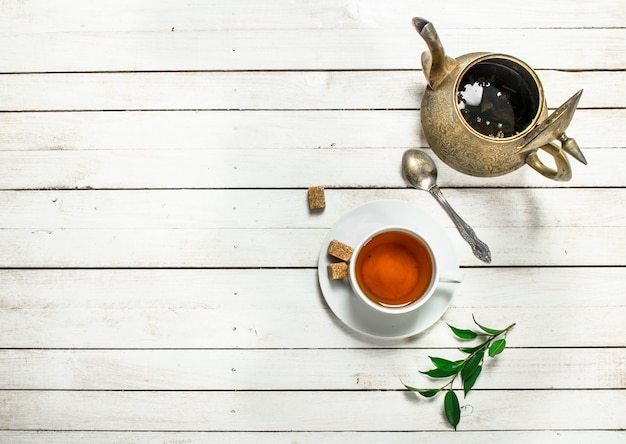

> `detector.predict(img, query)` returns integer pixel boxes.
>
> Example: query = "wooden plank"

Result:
[0,109,619,151]
[0,348,623,390]
[0,390,624,431]
[1,268,624,348]
[1,268,622,310]
[5,110,427,151]
[0,147,619,190]
[0,29,623,72]
[0,305,623,349]
[1,431,624,444]
[1,0,623,33]
[0,188,623,229]
[0,71,621,111]
[0,225,623,267]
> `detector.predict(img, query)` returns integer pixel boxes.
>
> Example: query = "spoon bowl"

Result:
[402,149,438,191]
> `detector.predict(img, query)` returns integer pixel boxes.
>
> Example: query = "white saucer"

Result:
[318,199,461,339]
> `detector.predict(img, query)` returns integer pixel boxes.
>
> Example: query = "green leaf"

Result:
[444,389,461,430]
[429,356,465,372]
[460,349,484,397]
[461,365,482,396]
[404,385,442,398]
[488,338,507,357]
[472,314,505,335]
[420,367,461,378]
[448,324,478,340]
[461,349,484,380]
[459,345,482,354]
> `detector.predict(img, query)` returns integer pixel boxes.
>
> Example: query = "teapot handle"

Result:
[525,143,572,181]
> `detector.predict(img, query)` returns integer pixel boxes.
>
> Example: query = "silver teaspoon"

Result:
[401,149,492,263]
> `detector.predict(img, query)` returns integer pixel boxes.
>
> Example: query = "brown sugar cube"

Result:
[308,186,326,210]
[327,239,354,262]
[327,262,348,280]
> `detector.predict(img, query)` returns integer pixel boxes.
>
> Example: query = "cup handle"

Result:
[439,270,463,284]
[525,142,572,181]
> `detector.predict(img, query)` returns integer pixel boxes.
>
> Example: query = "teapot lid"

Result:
[519,89,587,164]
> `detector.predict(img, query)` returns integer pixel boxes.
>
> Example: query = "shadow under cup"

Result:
[352,229,435,311]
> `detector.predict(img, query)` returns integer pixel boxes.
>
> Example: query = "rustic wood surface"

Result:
[1,0,625,442]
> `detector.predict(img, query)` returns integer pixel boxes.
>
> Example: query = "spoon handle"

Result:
[428,185,492,264]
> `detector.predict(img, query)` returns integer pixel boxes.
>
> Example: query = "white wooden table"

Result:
[1,1,625,442]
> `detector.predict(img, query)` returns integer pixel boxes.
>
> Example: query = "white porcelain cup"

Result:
[347,226,463,315]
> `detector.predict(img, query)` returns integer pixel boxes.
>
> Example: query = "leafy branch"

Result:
[404,315,516,430]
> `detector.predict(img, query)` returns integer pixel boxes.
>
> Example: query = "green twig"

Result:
[404,316,516,430]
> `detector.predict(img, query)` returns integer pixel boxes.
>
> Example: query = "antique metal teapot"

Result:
[413,18,587,181]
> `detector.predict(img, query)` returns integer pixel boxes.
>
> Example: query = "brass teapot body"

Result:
[414,18,587,181]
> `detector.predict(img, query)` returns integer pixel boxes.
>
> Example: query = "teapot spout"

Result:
[412,17,458,90]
